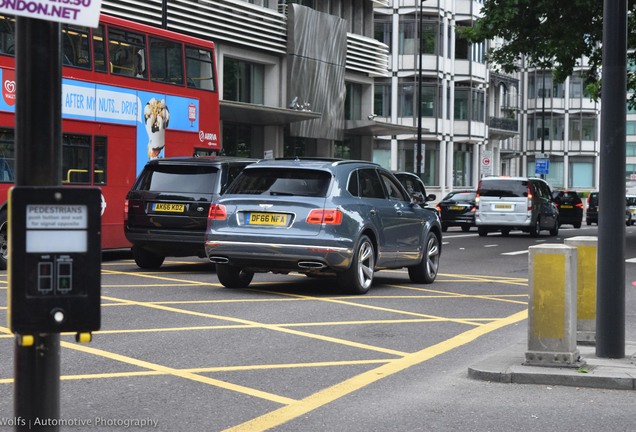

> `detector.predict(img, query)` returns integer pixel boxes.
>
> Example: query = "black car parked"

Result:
[124,156,255,268]
[436,190,477,232]
[552,190,583,228]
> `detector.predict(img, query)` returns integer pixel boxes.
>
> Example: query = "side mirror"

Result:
[426,193,436,202]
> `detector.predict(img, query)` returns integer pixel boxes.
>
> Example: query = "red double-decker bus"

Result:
[0,14,221,269]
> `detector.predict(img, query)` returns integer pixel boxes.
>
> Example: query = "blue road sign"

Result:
[535,159,550,175]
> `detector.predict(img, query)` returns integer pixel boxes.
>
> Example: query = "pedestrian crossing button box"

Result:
[8,186,101,333]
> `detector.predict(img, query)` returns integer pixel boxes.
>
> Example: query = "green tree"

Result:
[460,0,636,104]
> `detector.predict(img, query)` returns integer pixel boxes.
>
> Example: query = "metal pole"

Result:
[541,70,545,155]
[416,0,423,177]
[597,0,627,358]
[14,17,62,430]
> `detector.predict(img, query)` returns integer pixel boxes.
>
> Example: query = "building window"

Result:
[399,17,417,55]
[570,114,597,141]
[374,17,392,48]
[421,20,439,55]
[453,145,473,187]
[345,82,363,121]
[454,87,469,120]
[570,160,594,188]
[398,81,415,117]
[223,57,264,104]
[374,80,392,117]
[471,89,485,122]
[455,24,469,60]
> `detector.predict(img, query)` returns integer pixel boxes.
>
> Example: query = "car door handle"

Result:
[370,209,377,216]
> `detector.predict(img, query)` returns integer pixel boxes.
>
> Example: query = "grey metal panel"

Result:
[287,4,346,141]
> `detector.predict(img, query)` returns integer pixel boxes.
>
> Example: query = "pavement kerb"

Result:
[468,341,636,390]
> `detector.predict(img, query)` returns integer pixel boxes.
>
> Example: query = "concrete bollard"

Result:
[564,236,597,345]
[525,244,584,367]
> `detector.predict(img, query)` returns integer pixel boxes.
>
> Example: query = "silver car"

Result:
[205,159,442,294]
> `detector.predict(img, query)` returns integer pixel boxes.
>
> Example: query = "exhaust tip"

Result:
[209,256,229,264]
[298,261,327,269]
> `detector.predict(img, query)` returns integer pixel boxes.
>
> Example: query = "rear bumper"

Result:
[125,228,206,257]
[205,239,353,272]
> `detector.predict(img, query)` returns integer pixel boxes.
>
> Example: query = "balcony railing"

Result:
[489,116,518,132]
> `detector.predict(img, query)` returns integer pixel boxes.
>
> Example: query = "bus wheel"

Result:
[0,210,6,270]
[132,245,164,269]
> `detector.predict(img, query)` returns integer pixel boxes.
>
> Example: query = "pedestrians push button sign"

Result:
[9,186,101,333]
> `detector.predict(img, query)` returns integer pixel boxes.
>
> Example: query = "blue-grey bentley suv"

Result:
[205,158,442,294]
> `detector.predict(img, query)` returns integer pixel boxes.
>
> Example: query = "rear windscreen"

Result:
[137,165,219,194]
[446,192,475,201]
[227,168,331,197]
[557,192,581,204]
[479,180,528,197]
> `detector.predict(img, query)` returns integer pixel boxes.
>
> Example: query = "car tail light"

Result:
[307,209,342,225]
[208,204,227,220]
[527,184,533,211]
[475,181,481,203]
[576,202,584,209]
[124,199,128,222]
[436,204,441,212]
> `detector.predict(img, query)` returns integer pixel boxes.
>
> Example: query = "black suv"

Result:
[125,156,255,268]
[552,190,583,228]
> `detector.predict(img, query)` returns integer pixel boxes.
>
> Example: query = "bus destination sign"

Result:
[0,0,102,27]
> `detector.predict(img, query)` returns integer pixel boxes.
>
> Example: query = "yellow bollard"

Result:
[525,244,584,367]
[564,236,597,345]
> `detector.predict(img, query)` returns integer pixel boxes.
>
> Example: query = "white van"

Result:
[475,176,559,237]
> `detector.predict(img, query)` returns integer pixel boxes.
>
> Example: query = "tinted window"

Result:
[555,191,581,204]
[357,169,386,199]
[627,196,636,206]
[381,173,408,201]
[445,192,475,201]
[136,165,219,193]
[228,168,331,197]
[588,193,599,206]
[479,179,528,197]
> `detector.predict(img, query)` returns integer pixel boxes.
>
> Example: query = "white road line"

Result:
[502,250,529,256]
[626,258,636,263]
[484,244,499,248]
[442,233,479,239]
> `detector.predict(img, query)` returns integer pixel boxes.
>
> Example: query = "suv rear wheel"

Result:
[338,235,374,294]
[132,245,165,269]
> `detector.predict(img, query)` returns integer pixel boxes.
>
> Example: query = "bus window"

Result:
[93,136,107,184]
[63,134,91,184]
[0,128,15,182]
[0,15,15,56]
[108,27,146,78]
[149,38,183,86]
[93,25,107,73]
[186,46,215,91]
[62,24,91,69]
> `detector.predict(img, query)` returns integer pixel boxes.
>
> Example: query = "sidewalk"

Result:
[468,341,636,390]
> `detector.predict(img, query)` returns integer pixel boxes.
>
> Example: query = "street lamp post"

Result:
[416,0,423,177]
